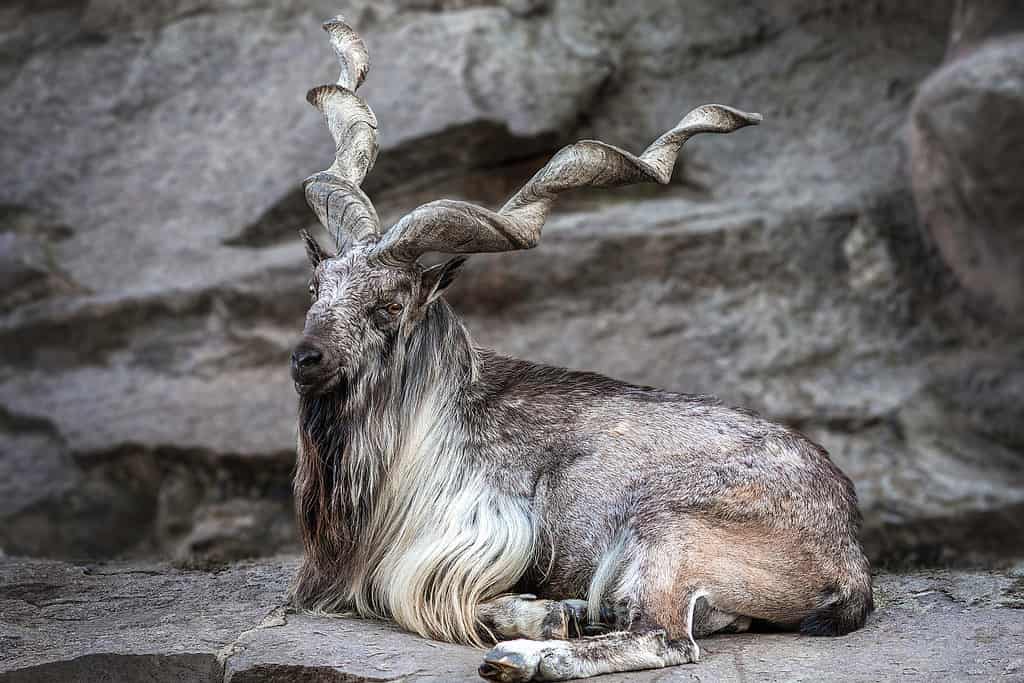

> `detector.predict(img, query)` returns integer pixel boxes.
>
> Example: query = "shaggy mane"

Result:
[291,301,535,646]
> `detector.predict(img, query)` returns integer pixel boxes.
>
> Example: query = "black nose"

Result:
[291,344,322,370]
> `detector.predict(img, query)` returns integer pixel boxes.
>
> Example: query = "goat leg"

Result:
[477,628,698,682]
[477,594,603,642]
[478,586,708,681]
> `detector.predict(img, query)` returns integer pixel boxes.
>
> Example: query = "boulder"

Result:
[909,34,1024,321]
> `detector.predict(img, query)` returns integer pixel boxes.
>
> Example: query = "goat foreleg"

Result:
[477,568,717,682]
[478,628,697,682]
[476,594,611,643]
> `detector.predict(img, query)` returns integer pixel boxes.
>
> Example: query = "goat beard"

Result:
[296,377,351,554]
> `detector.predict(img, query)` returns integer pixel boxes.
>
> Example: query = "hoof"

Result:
[540,599,588,639]
[479,642,542,682]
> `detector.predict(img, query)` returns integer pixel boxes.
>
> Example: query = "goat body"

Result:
[289,16,872,682]
[292,302,871,678]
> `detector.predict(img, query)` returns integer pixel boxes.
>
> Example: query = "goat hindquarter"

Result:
[529,430,871,638]
[478,432,872,682]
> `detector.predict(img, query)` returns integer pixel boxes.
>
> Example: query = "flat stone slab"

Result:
[2,557,1022,682]
[0,556,297,682]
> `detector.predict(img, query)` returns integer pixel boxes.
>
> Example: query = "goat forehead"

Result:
[316,254,414,298]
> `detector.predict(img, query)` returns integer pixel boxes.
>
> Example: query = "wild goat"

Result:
[290,17,873,682]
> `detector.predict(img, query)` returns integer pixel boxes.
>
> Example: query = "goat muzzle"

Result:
[291,340,333,393]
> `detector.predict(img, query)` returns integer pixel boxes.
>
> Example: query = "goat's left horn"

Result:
[303,17,381,253]
[372,104,761,265]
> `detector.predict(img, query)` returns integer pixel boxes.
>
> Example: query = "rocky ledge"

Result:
[1,557,1022,682]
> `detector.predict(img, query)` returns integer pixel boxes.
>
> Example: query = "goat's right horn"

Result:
[371,104,761,265]
[303,17,381,253]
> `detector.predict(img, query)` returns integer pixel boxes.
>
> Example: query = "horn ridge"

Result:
[323,15,370,92]
[372,103,762,263]
[302,17,381,251]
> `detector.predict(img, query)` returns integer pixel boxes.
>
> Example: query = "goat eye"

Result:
[386,302,403,315]
[308,282,316,296]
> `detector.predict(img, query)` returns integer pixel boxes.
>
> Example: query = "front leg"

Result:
[478,588,705,681]
[477,595,604,642]
[478,630,697,682]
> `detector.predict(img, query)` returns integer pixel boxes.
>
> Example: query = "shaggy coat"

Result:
[288,15,872,681]
[292,295,871,646]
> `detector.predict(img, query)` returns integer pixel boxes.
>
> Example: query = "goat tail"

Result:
[799,573,874,637]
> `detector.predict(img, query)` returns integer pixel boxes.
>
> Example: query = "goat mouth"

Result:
[294,369,345,397]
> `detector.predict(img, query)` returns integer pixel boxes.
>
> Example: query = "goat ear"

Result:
[300,229,330,267]
[420,256,467,305]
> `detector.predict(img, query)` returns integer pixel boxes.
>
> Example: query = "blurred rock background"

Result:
[1,0,1022,568]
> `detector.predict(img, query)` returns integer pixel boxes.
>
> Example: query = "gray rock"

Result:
[174,498,298,563]
[0,556,296,682]
[223,611,486,683]
[2,0,1023,568]
[910,34,1024,321]
[0,207,78,312]
[946,0,1024,60]
[2,556,1024,681]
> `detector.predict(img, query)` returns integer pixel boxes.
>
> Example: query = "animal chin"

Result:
[295,369,346,397]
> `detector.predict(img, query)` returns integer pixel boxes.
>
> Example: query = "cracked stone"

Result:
[2,557,1024,682]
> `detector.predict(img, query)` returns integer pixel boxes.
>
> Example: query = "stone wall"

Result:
[2,0,1022,567]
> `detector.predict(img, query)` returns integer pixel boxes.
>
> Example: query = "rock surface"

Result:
[2,1,1023,567]
[946,0,1024,60]
[2,556,1024,682]
[910,33,1024,321]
